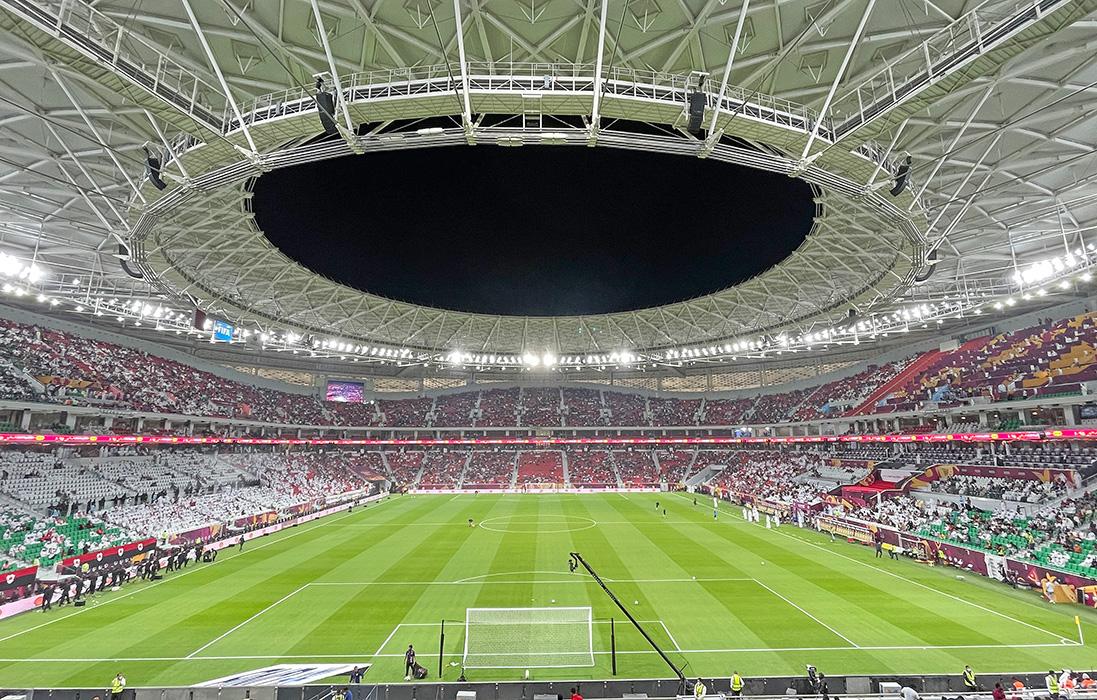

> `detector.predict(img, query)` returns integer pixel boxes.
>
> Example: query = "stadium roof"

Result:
[0,0,1095,374]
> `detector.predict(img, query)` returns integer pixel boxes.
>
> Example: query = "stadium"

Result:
[0,0,1096,697]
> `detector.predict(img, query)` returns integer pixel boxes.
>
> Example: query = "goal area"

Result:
[462,606,594,669]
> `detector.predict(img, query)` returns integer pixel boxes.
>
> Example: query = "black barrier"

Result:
[5,670,1093,700]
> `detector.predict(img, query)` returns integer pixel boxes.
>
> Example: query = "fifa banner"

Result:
[826,514,1097,604]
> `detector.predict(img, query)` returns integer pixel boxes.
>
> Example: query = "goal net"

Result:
[462,607,594,669]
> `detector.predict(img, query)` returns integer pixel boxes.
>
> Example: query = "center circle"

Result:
[252,141,815,316]
[478,514,597,533]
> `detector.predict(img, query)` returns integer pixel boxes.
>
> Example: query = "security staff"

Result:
[962,665,978,691]
[109,672,126,700]
[731,672,744,696]
[1047,670,1061,700]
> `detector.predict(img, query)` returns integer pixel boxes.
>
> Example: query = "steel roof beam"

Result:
[180,0,258,154]
[801,0,875,160]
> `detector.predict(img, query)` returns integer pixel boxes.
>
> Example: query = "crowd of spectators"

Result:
[612,450,661,486]
[385,451,425,484]
[567,449,616,487]
[476,388,519,427]
[418,451,467,488]
[847,488,1097,576]
[871,312,1097,414]
[561,388,604,426]
[708,450,825,505]
[6,313,1097,431]
[1,509,130,567]
[649,397,701,427]
[929,474,1066,503]
[520,388,562,427]
[516,452,564,485]
[462,451,515,488]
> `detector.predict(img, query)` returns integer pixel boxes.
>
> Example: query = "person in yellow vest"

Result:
[109,672,126,700]
[730,671,745,697]
[1047,670,1061,700]
[962,665,978,691]
[694,678,707,700]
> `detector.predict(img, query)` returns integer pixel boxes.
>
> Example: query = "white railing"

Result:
[829,0,1069,138]
[225,61,831,143]
[1,0,224,128]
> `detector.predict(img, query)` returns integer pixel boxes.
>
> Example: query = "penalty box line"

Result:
[374,619,683,656]
[674,492,1077,646]
[309,576,755,586]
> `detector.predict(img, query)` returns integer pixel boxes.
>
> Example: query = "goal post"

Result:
[462,606,595,669]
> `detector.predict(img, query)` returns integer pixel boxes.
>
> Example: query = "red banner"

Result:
[0,565,37,592]
[60,537,157,569]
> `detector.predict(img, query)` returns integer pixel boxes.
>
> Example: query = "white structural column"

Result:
[179,0,258,154]
[308,0,356,135]
[588,0,610,143]
[143,109,191,181]
[50,68,146,205]
[452,0,474,138]
[706,0,750,138]
[910,85,995,211]
[801,0,875,159]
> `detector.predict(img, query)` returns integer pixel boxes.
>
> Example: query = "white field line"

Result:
[0,506,367,646]
[674,492,1077,645]
[387,619,667,627]
[659,620,682,652]
[187,585,309,658]
[372,623,403,659]
[327,521,748,527]
[749,578,860,648]
[308,577,755,586]
[0,641,1077,664]
[772,526,1075,643]
[452,570,586,583]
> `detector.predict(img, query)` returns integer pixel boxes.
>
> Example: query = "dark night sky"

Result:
[252,145,815,316]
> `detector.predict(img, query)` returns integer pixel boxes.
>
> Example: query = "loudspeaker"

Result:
[316,90,338,136]
[687,91,706,134]
[144,147,167,191]
[120,259,144,280]
[890,154,912,196]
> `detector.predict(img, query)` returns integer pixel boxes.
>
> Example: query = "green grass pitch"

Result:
[0,492,1092,688]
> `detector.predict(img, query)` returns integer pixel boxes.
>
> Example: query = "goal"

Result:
[462,606,594,669]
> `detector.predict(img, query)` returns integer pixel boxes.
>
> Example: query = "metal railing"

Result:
[1,0,224,129]
[829,0,1070,139]
[225,62,830,144]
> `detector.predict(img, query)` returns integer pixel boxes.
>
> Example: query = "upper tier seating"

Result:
[3,312,1097,430]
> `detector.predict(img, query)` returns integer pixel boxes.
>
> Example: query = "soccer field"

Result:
[0,492,1091,688]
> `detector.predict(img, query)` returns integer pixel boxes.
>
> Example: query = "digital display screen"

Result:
[1080,405,1097,419]
[326,380,365,403]
[211,319,235,342]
